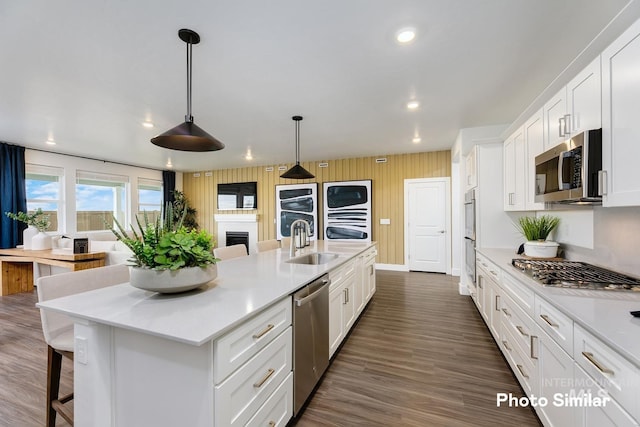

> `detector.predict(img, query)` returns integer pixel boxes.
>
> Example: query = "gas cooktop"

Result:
[511,259,640,292]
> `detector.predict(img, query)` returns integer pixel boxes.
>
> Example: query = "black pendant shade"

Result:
[280,116,314,179]
[151,29,225,152]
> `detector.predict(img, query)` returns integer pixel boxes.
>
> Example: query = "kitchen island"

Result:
[37,240,376,427]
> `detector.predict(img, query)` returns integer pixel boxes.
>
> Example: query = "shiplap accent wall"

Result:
[183,151,451,265]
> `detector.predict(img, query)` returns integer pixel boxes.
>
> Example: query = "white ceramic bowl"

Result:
[129,264,217,293]
[524,241,559,258]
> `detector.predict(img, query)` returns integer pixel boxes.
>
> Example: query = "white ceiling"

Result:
[0,0,632,172]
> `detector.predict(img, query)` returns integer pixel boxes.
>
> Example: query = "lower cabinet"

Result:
[535,326,576,427]
[329,246,377,358]
[474,252,639,427]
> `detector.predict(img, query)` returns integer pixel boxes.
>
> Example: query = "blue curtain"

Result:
[162,170,176,207]
[0,142,27,249]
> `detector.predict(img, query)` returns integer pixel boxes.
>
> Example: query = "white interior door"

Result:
[405,179,449,273]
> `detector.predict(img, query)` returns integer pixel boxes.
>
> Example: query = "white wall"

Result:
[25,150,181,233]
[555,206,640,277]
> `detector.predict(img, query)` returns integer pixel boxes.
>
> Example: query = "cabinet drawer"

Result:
[215,327,292,427]
[214,297,292,384]
[574,363,638,427]
[329,259,355,292]
[501,292,535,360]
[574,324,640,422]
[501,271,535,316]
[245,371,293,427]
[501,322,536,396]
[476,254,501,283]
[534,295,573,356]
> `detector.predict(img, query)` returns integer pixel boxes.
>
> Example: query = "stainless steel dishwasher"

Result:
[292,274,330,416]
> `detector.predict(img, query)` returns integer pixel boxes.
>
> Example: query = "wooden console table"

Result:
[0,248,106,296]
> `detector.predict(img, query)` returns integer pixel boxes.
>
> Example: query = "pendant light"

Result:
[280,116,314,179]
[151,29,225,152]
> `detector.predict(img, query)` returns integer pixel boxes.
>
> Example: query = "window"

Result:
[138,178,163,224]
[76,171,128,231]
[25,164,64,232]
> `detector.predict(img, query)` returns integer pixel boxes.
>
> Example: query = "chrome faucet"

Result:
[289,219,310,257]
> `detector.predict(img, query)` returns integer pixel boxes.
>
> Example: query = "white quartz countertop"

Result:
[38,241,376,346]
[477,248,640,367]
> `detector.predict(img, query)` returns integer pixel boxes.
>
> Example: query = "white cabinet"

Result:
[601,18,640,207]
[524,109,545,211]
[465,145,478,190]
[504,127,526,211]
[536,326,576,427]
[543,87,569,150]
[574,364,638,427]
[543,58,601,152]
[328,247,376,358]
[567,57,601,137]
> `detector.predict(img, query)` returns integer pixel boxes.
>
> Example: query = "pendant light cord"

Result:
[295,119,300,164]
[186,39,193,122]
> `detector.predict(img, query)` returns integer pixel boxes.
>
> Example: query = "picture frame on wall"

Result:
[275,183,318,240]
[323,180,372,242]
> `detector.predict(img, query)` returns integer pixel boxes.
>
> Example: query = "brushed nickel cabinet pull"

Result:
[502,307,511,317]
[268,421,276,427]
[478,276,483,289]
[516,364,529,379]
[253,368,275,388]
[253,324,275,339]
[540,314,559,328]
[564,113,571,135]
[343,288,348,304]
[582,351,614,375]
[558,117,565,137]
[495,295,500,311]
[530,336,538,360]
[502,340,512,352]
[516,325,529,337]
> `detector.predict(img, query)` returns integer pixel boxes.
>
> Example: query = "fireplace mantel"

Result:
[214,214,259,254]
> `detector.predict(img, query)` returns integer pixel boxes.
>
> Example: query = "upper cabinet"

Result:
[523,109,545,211]
[465,145,478,190]
[503,127,526,211]
[601,18,640,207]
[543,58,601,150]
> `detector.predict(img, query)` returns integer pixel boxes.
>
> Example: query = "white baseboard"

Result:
[375,263,409,272]
[451,267,461,277]
[458,282,470,295]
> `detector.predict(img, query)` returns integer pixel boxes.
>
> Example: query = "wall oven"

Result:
[534,128,603,203]
[464,189,476,284]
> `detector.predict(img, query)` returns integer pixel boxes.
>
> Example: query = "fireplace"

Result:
[214,214,258,254]
[226,231,249,253]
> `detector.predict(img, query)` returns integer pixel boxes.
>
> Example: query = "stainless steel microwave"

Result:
[534,129,603,203]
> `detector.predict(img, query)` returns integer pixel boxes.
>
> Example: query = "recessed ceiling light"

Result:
[45,139,56,146]
[412,137,422,144]
[407,100,420,110]
[245,149,253,161]
[396,28,416,44]
[142,121,154,128]
[166,158,173,168]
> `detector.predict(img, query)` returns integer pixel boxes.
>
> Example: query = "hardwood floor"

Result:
[294,271,541,427]
[0,290,72,427]
[0,271,540,426]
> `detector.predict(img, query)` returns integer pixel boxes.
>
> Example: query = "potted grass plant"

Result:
[110,205,219,293]
[5,208,51,250]
[516,215,561,258]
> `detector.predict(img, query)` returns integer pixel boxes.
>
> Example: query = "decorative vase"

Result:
[31,231,52,251]
[129,264,218,294]
[524,240,559,258]
[22,226,38,250]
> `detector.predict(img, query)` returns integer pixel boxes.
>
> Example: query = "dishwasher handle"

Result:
[294,278,330,307]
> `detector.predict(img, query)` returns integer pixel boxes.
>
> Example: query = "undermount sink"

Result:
[286,252,339,265]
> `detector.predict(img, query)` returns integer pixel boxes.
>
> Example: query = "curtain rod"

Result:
[27,147,166,172]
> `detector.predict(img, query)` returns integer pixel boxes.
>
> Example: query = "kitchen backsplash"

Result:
[559,206,640,277]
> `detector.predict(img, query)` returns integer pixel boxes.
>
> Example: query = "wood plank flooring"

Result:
[294,271,541,426]
[0,271,540,426]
